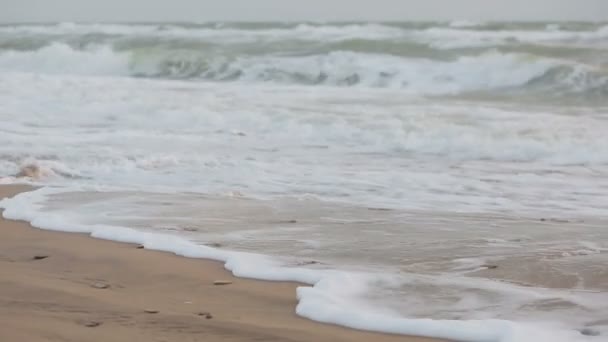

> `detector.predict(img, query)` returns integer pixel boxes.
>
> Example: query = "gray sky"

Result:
[1,0,607,23]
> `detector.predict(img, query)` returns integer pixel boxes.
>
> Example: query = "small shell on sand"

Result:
[213,280,232,286]
[83,321,102,327]
[197,312,213,319]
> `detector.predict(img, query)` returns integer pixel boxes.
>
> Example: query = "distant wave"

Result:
[1,22,607,47]
[0,42,606,99]
[1,22,607,100]
[448,20,485,28]
[0,22,407,43]
[415,25,608,49]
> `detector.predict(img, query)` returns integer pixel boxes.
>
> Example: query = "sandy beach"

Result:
[0,184,443,342]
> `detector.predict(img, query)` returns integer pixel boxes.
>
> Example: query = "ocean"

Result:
[0,21,607,341]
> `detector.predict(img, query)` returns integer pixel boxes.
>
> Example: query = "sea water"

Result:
[1,21,608,341]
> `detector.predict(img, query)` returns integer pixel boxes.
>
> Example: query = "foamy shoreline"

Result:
[0,184,443,342]
[2,184,605,342]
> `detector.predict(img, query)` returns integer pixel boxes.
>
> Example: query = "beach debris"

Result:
[270,219,297,224]
[144,309,159,314]
[16,164,47,179]
[83,321,102,327]
[297,260,322,266]
[367,207,392,211]
[540,218,571,223]
[482,265,499,270]
[136,245,145,249]
[206,242,222,248]
[32,255,49,261]
[91,282,110,289]
[580,328,600,336]
[213,280,232,286]
[197,312,213,319]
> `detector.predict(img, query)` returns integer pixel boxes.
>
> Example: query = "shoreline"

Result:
[0,184,444,342]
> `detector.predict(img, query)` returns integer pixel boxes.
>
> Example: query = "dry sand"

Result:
[0,184,444,342]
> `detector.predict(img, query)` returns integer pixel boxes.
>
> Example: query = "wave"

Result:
[449,20,485,28]
[1,42,606,98]
[128,49,558,94]
[1,22,607,48]
[0,43,128,75]
[414,25,608,49]
[0,22,407,43]
[526,64,608,97]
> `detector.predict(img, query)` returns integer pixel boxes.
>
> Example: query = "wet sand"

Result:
[0,184,444,342]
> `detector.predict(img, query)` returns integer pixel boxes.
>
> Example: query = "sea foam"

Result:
[0,187,602,342]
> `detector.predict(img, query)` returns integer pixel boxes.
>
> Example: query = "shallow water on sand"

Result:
[28,190,606,337]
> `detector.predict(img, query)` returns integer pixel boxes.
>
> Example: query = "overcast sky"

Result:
[1,0,607,23]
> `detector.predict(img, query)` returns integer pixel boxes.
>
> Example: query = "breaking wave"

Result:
[0,42,606,98]
[1,22,607,45]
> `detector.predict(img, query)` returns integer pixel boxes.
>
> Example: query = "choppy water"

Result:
[1,22,607,342]
[1,21,607,103]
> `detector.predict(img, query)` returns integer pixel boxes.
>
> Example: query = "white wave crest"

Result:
[449,20,484,28]
[0,23,406,43]
[2,22,607,49]
[0,43,563,95]
[415,25,608,49]
[0,43,129,76]
[224,51,555,94]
